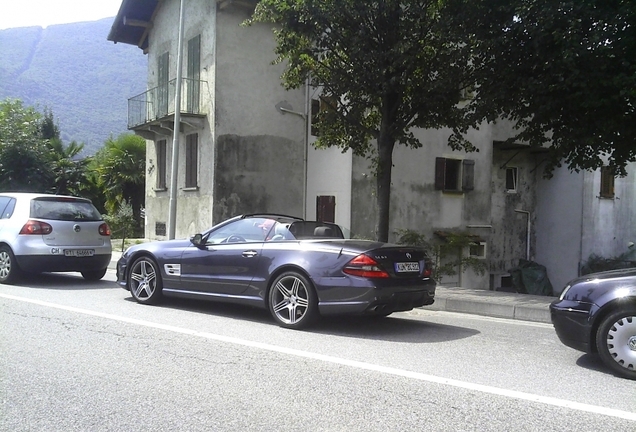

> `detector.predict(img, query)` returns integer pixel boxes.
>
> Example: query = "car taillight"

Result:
[343,254,389,278]
[99,223,111,236]
[19,220,53,235]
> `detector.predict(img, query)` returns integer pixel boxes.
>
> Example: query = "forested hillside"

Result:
[0,18,146,155]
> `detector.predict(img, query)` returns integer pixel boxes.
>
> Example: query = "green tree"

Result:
[248,0,481,242]
[39,108,92,196]
[465,0,636,176]
[93,133,146,234]
[0,99,54,191]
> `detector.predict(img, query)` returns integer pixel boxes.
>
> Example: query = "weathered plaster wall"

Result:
[213,134,304,221]
[535,167,584,294]
[305,144,352,226]
[213,3,306,225]
[350,123,495,288]
[142,0,218,239]
[581,163,636,268]
[142,0,306,239]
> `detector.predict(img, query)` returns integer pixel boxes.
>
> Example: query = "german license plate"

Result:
[394,262,420,273]
[64,249,95,257]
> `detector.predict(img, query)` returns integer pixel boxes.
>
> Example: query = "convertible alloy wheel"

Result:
[129,257,163,305]
[268,271,318,329]
[0,245,20,284]
[596,308,636,380]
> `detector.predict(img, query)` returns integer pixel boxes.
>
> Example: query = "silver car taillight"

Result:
[99,223,111,236]
[19,220,53,235]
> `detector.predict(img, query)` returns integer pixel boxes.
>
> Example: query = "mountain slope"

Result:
[0,18,147,155]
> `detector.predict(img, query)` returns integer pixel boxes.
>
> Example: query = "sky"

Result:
[0,0,123,30]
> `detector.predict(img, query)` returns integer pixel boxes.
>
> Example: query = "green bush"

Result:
[581,249,636,275]
[395,229,487,283]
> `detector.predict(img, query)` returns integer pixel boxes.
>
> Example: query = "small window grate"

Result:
[155,222,166,237]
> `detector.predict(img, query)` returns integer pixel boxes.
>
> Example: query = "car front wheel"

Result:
[596,307,636,380]
[128,257,163,305]
[0,245,21,284]
[268,271,318,329]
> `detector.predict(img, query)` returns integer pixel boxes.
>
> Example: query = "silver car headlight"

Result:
[559,284,572,301]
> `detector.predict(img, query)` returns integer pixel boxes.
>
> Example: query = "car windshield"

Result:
[30,198,102,221]
[207,218,278,243]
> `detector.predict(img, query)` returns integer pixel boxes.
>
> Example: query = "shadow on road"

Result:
[9,272,118,290]
[124,295,479,344]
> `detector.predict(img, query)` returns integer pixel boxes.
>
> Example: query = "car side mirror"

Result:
[190,233,205,247]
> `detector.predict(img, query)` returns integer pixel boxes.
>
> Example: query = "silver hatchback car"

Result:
[0,193,112,283]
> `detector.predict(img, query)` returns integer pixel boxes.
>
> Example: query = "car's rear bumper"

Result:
[316,277,436,315]
[16,253,111,273]
[550,300,594,353]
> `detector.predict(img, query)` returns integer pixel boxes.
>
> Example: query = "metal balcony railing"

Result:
[127,78,207,129]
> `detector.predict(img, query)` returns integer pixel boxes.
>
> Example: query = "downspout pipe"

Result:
[515,209,531,260]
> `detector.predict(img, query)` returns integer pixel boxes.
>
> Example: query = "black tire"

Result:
[0,245,21,284]
[268,271,318,329]
[128,256,163,305]
[596,307,636,380]
[81,268,107,281]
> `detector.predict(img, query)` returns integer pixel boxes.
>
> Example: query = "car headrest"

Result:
[314,226,333,237]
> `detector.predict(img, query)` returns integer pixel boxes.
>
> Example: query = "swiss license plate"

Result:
[64,249,95,257]
[394,262,420,273]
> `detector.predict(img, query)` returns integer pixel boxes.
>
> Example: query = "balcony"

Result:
[127,78,207,140]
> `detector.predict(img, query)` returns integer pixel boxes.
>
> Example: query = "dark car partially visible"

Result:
[550,268,636,380]
[116,214,436,329]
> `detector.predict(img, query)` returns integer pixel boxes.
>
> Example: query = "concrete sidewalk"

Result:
[109,251,554,324]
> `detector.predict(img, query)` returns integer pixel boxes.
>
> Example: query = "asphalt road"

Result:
[1,269,635,431]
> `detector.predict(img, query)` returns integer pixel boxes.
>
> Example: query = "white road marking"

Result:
[2,292,635,422]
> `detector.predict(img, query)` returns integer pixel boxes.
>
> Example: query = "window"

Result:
[185,133,198,188]
[186,35,200,114]
[156,52,169,118]
[505,167,518,192]
[600,166,615,198]
[469,242,487,259]
[311,96,336,136]
[156,140,167,190]
[435,158,474,192]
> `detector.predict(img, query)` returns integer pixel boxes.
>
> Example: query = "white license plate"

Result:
[64,249,95,257]
[394,262,420,273]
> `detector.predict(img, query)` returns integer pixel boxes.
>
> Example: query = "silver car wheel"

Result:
[129,257,162,304]
[0,246,20,284]
[269,272,318,329]
[597,308,636,380]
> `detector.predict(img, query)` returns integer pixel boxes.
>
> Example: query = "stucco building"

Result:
[108,0,636,293]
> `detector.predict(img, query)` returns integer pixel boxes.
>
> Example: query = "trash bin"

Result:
[508,259,554,296]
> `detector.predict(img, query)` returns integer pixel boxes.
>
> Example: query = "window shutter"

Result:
[435,157,446,190]
[462,159,475,191]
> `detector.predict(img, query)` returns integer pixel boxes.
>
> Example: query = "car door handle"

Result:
[242,250,258,258]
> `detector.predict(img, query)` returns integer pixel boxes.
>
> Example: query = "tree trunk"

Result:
[375,134,395,242]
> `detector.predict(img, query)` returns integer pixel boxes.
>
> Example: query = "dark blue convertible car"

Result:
[117,214,436,329]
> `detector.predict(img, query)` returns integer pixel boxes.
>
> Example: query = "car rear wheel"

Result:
[596,307,636,380]
[129,257,163,305]
[0,245,21,284]
[268,271,318,329]
[81,268,107,280]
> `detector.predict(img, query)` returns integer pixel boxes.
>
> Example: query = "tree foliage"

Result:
[466,0,636,176]
[249,0,636,242]
[92,134,146,235]
[248,0,482,241]
[0,99,54,191]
